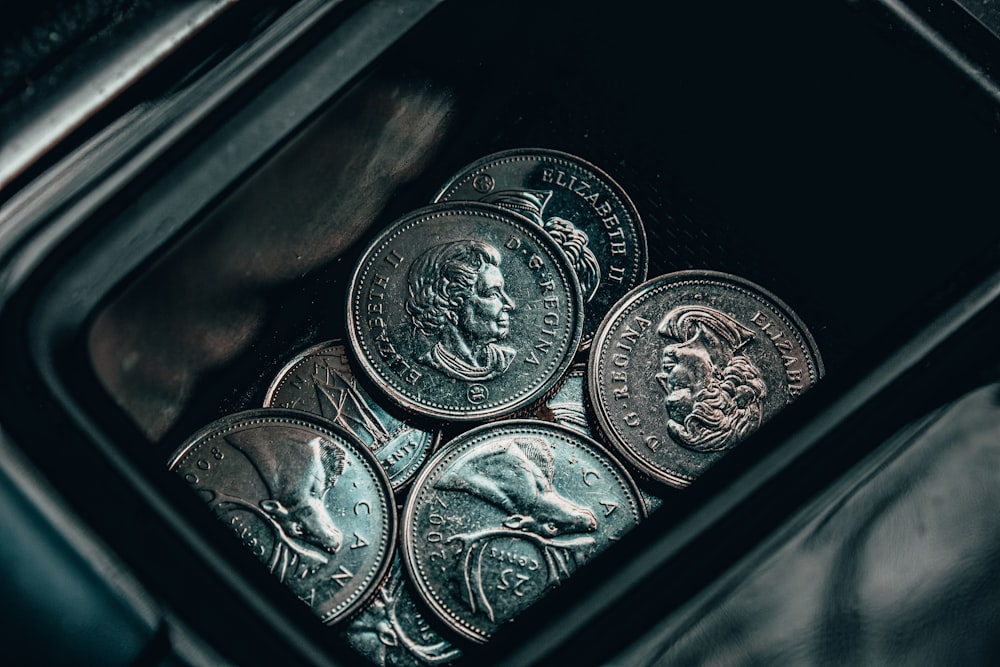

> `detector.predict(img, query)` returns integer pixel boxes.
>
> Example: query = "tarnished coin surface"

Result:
[167,409,396,625]
[263,340,440,490]
[341,554,462,667]
[432,148,647,350]
[588,270,824,489]
[401,419,645,643]
[347,202,584,422]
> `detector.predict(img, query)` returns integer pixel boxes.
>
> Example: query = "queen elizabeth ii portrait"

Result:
[656,305,767,453]
[405,239,517,382]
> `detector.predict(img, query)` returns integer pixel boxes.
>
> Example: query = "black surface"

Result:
[0,443,156,666]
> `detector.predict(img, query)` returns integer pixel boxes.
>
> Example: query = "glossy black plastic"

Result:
[4,1,1000,665]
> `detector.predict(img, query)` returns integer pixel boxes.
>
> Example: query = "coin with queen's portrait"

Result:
[346,202,584,422]
[587,270,824,489]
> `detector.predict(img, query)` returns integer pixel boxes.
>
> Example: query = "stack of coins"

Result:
[167,147,823,666]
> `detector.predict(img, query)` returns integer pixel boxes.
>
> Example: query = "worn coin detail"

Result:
[264,340,439,490]
[401,419,645,643]
[341,554,462,667]
[433,148,647,350]
[588,270,824,489]
[347,202,584,422]
[167,409,396,625]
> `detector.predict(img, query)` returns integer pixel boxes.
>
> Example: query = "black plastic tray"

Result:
[4,1,1000,665]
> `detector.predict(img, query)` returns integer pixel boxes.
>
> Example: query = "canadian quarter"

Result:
[263,340,440,490]
[167,408,396,625]
[401,419,645,643]
[346,202,584,422]
[433,148,647,350]
[588,270,824,489]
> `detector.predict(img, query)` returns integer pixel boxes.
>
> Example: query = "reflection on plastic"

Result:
[88,78,455,441]
[617,383,1000,666]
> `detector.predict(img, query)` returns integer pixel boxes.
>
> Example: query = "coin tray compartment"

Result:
[7,1,1000,665]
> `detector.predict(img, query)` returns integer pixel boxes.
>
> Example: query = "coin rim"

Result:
[166,407,398,625]
[399,417,646,643]
[261,338,443,491]
[345,201,585,422]
[586,269,824,489]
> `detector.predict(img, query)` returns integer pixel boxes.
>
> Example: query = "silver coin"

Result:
[341,554,462,667]
[167,408,396,625]
[401,419,645,643]
[346,202,584,422]
[527,363,664,515]
[432,148,648,350]
[263,340,440,490]
[588,270,824,489]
